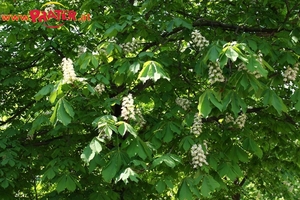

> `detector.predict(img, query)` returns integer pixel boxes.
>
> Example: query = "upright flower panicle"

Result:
[61,58,78,84]
[208,62,225,84]
[191,113,202,136]
[224,113,234,123]
[238,63,262,79]
[234,113,247,129]
[176,97,191,111]
[121,93,135,120]
[191,30,209,51]
[191,144,208,169]
[61,58,86,84]
[283,65,298,82]
[120,38,140,55]
[94,84,105,95]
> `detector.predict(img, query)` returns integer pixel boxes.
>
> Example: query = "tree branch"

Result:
[0,101,35,126]
[193,18,281,33]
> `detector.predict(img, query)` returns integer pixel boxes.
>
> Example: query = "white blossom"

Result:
[44,4,55,12]
[176,97,191,111]
[191,113,202,136]
[283,65,298,82]
[208,62,225,84]
[121,93,135,120]
[61,58,86,84]
[238,63,262,79]
[94,84,105,95]
[224,113,234,123]
[234,113,247,129]
[191,144,208,169]
[61,58,78,83]
[120,38,140,55]
[191,30,209,51]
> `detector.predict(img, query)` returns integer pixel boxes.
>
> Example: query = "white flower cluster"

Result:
[238,63,262,79]
[175,97,191,111]
[61,58,86,84]
[191,113,202,136]
[208,62,225,84]
[78,46,87,55]
[224,113,234,123]
[120,38,140,55]
[121,93,136,120]
[283,65,298,82]
[191,30,209,51]
[234,113,247,129]
[224,113,247,129]
[95,84,105,95]
[191,144,208,169]
[61,58,78,84]
[44,4,55,12]
[121,94,147,127]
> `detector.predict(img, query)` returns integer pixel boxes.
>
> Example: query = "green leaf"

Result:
[155,180,166,193]
[102,152,122,182]
[247,39,257,51]
[217,162,239,180]
[228,145,249,163]
[34,84,54,101]
[263,89,287,114]
[66,175,76,192]
[198,91,212,117]
[57,99,72,126]
[152,154,179,168]
[205,44,221,62]
[91,55,98,68]
[178,179,193,200]
[118,122,137,137]
[56,175,67,193]
[163,124,173,143]
[225,47,239,62]
[80,145,95,163]
[138,61,170,83]
[1,179,9,189]
[201,175,220,197]
[208,90,223,111]
[129,62,141,74]
[179,136,195,152]
[243,138,263,158]
[49,82,63,104]
[115,167,139,184]
[44,168,56,180]
[89,137,102,154]
[62,99,74,118]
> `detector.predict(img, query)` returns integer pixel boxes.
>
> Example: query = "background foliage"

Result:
[1,0,300,199]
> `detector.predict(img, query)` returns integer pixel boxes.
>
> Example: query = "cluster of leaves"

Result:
[1,0,300,199]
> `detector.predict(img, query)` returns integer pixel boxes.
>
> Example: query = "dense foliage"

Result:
[1,0,300,199]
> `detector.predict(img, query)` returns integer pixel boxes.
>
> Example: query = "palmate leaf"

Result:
[242,138,263,158]
[56,174,77,193]
[102,152,123,182]
[198,90,223,117]
[201,175,220,197]
[138,61,170,83]
[263,89,288,114]
[115,167,139,184]
[178,179,193,200]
